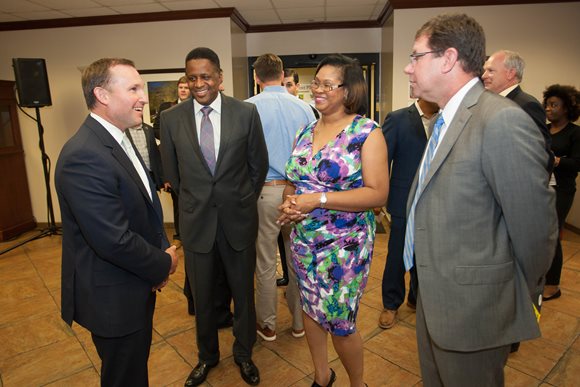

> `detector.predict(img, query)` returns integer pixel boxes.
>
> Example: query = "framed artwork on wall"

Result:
[139,68,184,125]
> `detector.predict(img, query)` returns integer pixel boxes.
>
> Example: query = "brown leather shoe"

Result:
[379,309,397,329]
[256,324,276,341]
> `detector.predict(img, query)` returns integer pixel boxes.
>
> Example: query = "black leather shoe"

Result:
[276,277,289,287]
[187,298,195,316]
[235,359,260,385]
[510,342,520,353]
[543,289,561,301]
[185,362,216,386]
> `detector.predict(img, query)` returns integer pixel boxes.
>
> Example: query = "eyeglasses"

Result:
[545,102,561,109]
[409,50,442,64]
[310,80,344,92]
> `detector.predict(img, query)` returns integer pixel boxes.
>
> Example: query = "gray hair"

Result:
[501,50,525,82]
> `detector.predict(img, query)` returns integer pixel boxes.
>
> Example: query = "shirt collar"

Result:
[193,92,222,115]
[90,112,125,145]
[499,83,519,97]
[262,85,288,93]
[441,77,479,127]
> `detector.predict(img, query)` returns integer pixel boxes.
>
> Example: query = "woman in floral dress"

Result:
[278,54,389,387]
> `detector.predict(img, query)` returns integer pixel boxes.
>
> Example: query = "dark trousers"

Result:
[91,310,154,387]
[277,232,288,281]
[185,224,257,364]
[415,292,510,387]
[170,189,180,236]
[546,188,575,285]
[382,216,416,310]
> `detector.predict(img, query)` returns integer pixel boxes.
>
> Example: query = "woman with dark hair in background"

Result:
[543,84,580,300]
[278,54,388,387]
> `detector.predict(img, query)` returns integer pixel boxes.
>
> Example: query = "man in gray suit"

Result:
[161,47,268,386]
[403,14,557,385]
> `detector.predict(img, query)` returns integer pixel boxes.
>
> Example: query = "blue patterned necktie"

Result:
[402,114,445,271]
[200,106,216,174]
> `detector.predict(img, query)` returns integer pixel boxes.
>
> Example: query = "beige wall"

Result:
[246,28,382,56]
[0,18,234,224]
[230,20,249,100]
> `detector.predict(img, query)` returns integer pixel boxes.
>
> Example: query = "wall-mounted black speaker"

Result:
[12,58,52,108]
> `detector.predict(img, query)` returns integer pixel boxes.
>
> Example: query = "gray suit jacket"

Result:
[409,81,557,351]
[160,93,268,253]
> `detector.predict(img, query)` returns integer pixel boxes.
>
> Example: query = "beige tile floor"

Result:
[0,225,579,386]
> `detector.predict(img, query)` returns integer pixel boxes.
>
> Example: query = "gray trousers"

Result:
[416,291,510,387]
[255,185,303,331]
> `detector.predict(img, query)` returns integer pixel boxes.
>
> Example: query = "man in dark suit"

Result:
[161,47,268,386]
[378,98,437,330]
[55,57,178,387]
[404,14,557,385]
[127,122,164,190]
[483,49,553,170]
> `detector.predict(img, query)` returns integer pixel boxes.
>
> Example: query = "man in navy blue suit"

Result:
[379,98,438,329]
[56,58,178,386]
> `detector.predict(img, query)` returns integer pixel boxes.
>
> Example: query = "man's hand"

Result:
[166,245,178,274]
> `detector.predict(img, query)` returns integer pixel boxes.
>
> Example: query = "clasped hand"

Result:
[277,193,317,225]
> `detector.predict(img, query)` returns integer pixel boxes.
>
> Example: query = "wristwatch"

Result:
[320,192,327,208]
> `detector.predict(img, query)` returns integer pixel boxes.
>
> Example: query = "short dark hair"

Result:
[185,47,221,72]
[177,75,188,85]
[315,54,367,116]
[82,58,135,109]
[417,13,486,77]
[253,53,283,83]
[543,84,580,122]
[284,68,299,84]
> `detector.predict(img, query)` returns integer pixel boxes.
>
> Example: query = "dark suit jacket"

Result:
[55,115,171,337]
[126,122,164,189]
[153,100,178,140]
[382,103,428,218]
[160,93,268,253]
[409,82,557,351]
[506,85,553,170]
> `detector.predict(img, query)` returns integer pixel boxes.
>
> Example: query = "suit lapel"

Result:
[86,117,159,218]
[216,93,233,176]
[179,102,213,174]
[419,82,484,196]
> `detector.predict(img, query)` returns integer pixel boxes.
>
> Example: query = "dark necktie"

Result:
[200,106,216,174]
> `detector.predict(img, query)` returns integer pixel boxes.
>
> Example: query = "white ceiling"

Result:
[0,0,389,26]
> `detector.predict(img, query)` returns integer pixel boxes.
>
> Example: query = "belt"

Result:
[263,179,288,186]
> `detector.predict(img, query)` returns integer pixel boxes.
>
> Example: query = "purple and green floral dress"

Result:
[286,115,378,336]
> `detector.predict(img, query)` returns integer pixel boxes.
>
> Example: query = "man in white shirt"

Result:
[403,14,557,385]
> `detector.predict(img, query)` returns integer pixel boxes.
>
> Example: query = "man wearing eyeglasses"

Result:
[404,14,557,385]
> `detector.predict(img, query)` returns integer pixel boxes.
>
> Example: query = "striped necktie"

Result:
[402,114,445,271]
[200,106,216,174]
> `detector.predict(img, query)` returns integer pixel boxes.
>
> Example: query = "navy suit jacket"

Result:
[56,115,171,337]
[382,103,428,218]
